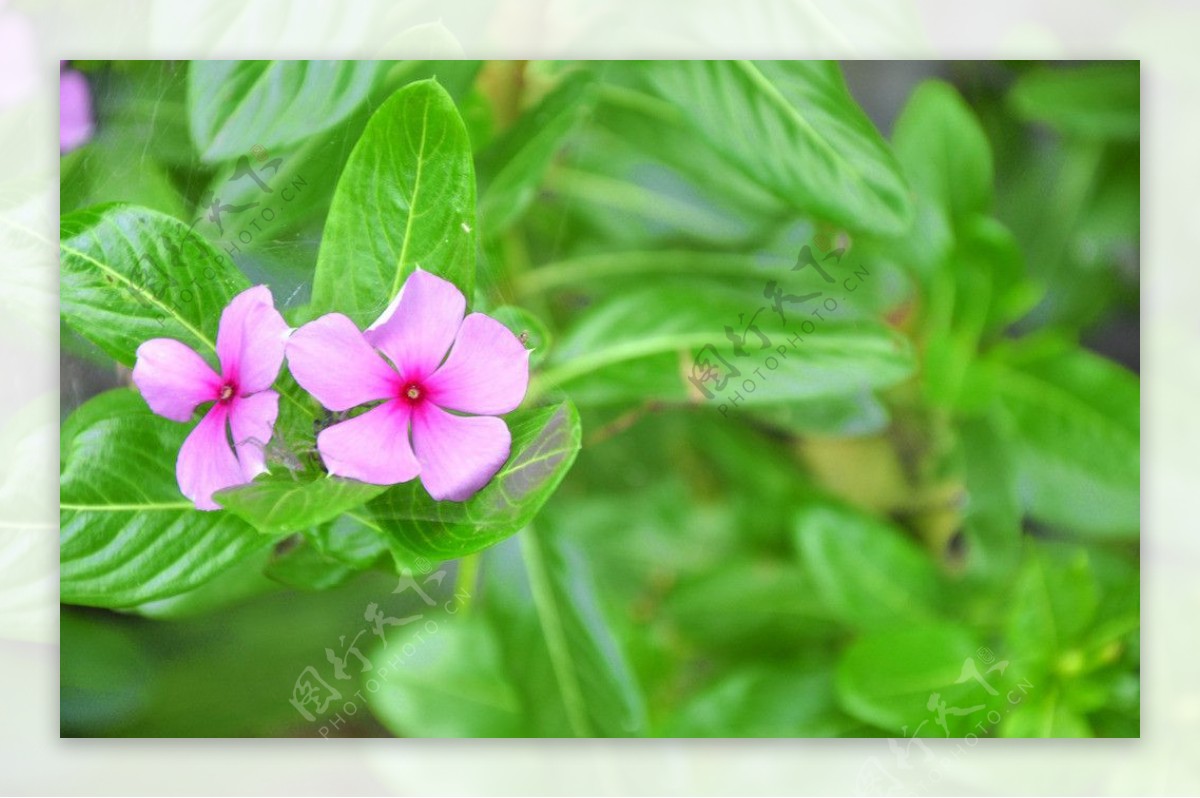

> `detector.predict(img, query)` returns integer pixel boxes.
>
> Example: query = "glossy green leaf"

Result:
[991,343,1139,537]
[794,503,945,630]
[60,204,248,366]
[188,60,381,162]
[836,623,989,736]
[60,390,277,607]
[626,60,912,234]
[893,79,993,224]
[215,474,387,535]
[477,70,597,237]
[1009,63,1139,141]
[369,401,582,560]
[310,79,476,326]
[539,282,915,407]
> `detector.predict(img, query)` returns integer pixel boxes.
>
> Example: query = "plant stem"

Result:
[519,526,592,737]
[455,552,482,615]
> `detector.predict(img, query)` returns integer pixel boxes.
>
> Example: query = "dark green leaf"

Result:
[310,79,476,326]
[188,60,381,162]
[370,400,582,560]
[626,61,912,234]
[60,390,277,607]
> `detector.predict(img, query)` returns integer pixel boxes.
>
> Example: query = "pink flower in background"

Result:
[287,270,530,501]
[59,63,94,153]
[133,286,289,510]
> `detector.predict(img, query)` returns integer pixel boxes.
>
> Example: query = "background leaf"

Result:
[1009,63,1139,141]
[188,60,382,162]
[624,60,912,234]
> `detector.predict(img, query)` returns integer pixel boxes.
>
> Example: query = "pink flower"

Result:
[132,286,289,510]
[59,64,94,153]
[286,270,530,501]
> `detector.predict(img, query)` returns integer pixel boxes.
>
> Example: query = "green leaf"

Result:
[835,623,988,736]
[1000,689,1093,737]
[60,204,249,366]
[60,390,277,607]
[366,614,525,737]
[1004,542,1099,672]
[1009,63,1139,141]
[794,503,945,630]
[538,282,915,407]
[215,474,387,535]
[310,79,477,326]
[188,60,381,162]
[957,416,1022,585]
[666,559,838,654]
[370,400,582,560]
[477,70,597,237]
[893,79,993,224]
[663,660,859,737]
[626,60,912,234]
[990,343,1139,538]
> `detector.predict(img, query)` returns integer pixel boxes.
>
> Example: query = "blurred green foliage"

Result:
[60,60,1138,739]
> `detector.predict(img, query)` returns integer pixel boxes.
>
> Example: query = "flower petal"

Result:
[176,404,244,511]
[229,390,280,481]
[216,285,289,394]
[133,338,222,422]
[425,313,530,416]
[59,69,94,153]
[317,400,420,485]
[287,313,400,411]
[366,269,465,382]
[412,403,511,502]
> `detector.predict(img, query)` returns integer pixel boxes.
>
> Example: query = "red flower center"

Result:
[218,382,236,403]
[401,382,423,404]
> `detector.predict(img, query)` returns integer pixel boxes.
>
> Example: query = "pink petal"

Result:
[229,390,280,481]
[425,313,530,416]
[412,403,511,502]
[59,69,94,152]
[216,285,289,394]
[287,313,401,411]
[366,269,465,382]
[133,338,222,422]
[177,404,244,511]
[317,400,420,485]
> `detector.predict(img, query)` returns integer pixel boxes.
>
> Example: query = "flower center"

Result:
[405,384,422,401]
[218,383,236,402]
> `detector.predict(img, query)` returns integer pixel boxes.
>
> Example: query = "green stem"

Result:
[520,526,591,737]
[454,552,482,614]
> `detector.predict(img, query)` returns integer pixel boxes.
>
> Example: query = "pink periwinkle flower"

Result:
[133,286,289,510]
[59,63,94,153]
[286,269,530,501]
